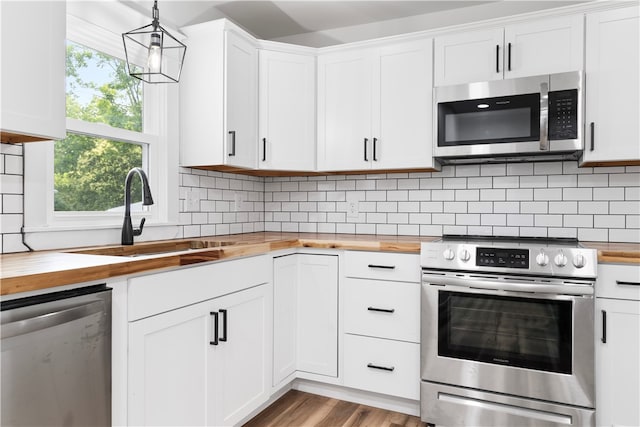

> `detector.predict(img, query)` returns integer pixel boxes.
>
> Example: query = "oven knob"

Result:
[459,249,471,262]
[573,253,587,269]
[536,250,549,266]
[443,248,455,261]
[554,250,568,267]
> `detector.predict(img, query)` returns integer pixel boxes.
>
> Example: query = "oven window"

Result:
[438,291,572,374]
[438,93,540,146]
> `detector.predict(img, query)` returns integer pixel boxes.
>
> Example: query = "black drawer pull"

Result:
[209,311,219,345]
[367,307,395,314]
[367,264,395,270]
[616,280,640,286]
[601,310,607,344]
[219,309,228,342]
[367,363,395,372]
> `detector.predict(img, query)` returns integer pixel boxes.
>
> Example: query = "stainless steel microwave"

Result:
[434,71,583,163]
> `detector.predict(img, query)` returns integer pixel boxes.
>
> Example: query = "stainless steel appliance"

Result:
[1,284,111,426]
[434,71,583,164]
[420,236,597,426]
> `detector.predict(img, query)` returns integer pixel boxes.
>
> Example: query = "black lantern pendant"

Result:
[122,0,186,83]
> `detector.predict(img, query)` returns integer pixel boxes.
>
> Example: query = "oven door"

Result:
[421,271,594,409]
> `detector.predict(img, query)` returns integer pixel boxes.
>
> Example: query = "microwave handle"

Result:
[539,81,549,151]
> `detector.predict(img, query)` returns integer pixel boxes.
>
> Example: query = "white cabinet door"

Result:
[317,49,374,171]
[504,15,584,79]
[434,28,504,86]
[259,50,315,171]
[373,39,434,169]
[0,1,65,142]
[272,255,298,386]
[225,30,258,169]
[297,254,339,377]
[180,22,257,169]
[128,301,211,426]
[582,6,640,165]
[210,283,272,427]
[595,298,640,427]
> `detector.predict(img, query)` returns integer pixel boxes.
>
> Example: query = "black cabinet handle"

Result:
[601,310,607,344]
[373,137,378,161]
[228,131,236,157]
[209,311,219,345]
[364,138,369,161]
[508,42,512,71]
[367,363,395,372]
[367,307,395,314]
[367,264,395,270]
[496,45,500,73]
[616,280,640,286]
[262,138,267,162]
[219,309,228,342]
[590,122,595,152]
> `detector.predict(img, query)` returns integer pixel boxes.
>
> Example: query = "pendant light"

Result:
[122,0,186,83]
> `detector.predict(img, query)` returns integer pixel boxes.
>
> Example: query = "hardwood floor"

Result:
[243,390,424,427]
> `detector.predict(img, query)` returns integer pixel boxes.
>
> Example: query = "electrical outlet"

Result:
[186,189,200,212]
[346,200,359,218]
[234,192,245,211]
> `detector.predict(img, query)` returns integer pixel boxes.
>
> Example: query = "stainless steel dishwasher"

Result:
[1,284,111,426]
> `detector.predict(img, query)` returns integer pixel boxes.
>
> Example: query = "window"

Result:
[57,41,145,212]
[24,2,179,248]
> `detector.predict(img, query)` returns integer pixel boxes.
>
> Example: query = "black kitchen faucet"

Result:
[121,167,154,245]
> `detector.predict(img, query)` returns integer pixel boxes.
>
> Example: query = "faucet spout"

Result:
[122,167,154,245]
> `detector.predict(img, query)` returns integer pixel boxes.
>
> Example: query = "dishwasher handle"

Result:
[1,300,105,340]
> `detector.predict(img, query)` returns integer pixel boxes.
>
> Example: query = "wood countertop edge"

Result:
[2,235,639,296]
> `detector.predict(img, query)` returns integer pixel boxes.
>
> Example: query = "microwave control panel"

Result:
[476,247,529,269]
[548,89,578,141]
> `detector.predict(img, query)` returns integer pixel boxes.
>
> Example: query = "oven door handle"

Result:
[424,275,593,296]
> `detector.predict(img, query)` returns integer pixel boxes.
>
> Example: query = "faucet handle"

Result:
[133,217,146,236]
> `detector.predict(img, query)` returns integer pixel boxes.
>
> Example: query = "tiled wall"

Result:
[2,155,639,254]
[263,162,640,243]
[178,167,265,236]
[0,143,26,253]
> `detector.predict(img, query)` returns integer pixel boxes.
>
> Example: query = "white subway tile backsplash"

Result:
[610,201,640,215]
[578,228,608,242]
[534,162,563,175]
[493,201,520,214]
[507,163,533,176]
[625,188,640,200]
[507,188,533,201]
[548,227,577,238]
[594,215,625,229]
[548,175,577,188]
[627,215,640,229]
[578,174,608,188]
[480,189,506,201]
[507,214,534,227]
[535,215,563,227]
[443,177,467,189]
[444,201,467,213]
[356,180,375,191]
[521,202,547,214]
[481,214,506,226]
[455,165,480,177]
[387,191,408,201]
[481,164,506,177]
[609,229,640,243]
[410,213,432,224]
[432,190,455,201]
[520,176,547,188]
[468,201,493,213]
[493,176,519,188]
[534,188,563,201]
[549,201,578,214]
[467,177,493,189]
[564,214,593,228]
[578,201,608,215]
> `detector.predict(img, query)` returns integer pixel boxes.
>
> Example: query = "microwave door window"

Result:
[438,93,540,147]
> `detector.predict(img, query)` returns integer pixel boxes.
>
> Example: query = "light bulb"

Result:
[148,33,162,73]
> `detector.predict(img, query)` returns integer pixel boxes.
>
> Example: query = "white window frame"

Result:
[24,1,179,250]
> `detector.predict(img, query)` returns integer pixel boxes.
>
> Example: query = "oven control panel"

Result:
[476,247,529,269]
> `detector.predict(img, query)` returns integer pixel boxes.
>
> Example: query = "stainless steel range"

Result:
[420,235,597,427]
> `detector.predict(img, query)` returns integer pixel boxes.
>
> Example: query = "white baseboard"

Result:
[292,378,420,417]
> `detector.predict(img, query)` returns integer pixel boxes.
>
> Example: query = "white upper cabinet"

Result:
[582,6,640,165]
[0,1,65,143]
[180,21,258,169]
[373,39,434,170]
[435,15,584,86]
[317,48,374,171]
[434,28,505,86]
[318,39,434,172]
[259,50,316,171]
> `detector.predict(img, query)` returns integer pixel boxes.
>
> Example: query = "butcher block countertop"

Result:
[1,232,638,296]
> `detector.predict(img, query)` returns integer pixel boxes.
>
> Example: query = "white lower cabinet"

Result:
[273,253,339,383]
[344,335,420,401]
[595,263,640,427]
[342,251,421,401]
[127,257,272,427]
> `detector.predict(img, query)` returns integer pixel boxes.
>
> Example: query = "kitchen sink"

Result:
[71,240,238,257]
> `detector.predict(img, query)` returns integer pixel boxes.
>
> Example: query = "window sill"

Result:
[23,222,182,251]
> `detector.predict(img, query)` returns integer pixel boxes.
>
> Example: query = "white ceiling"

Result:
[121,0,591,47]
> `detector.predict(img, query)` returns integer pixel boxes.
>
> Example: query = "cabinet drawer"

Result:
[344,278,419,342]
[344,334,420,401]
[345,251,420,283]
[596,263,640,301]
